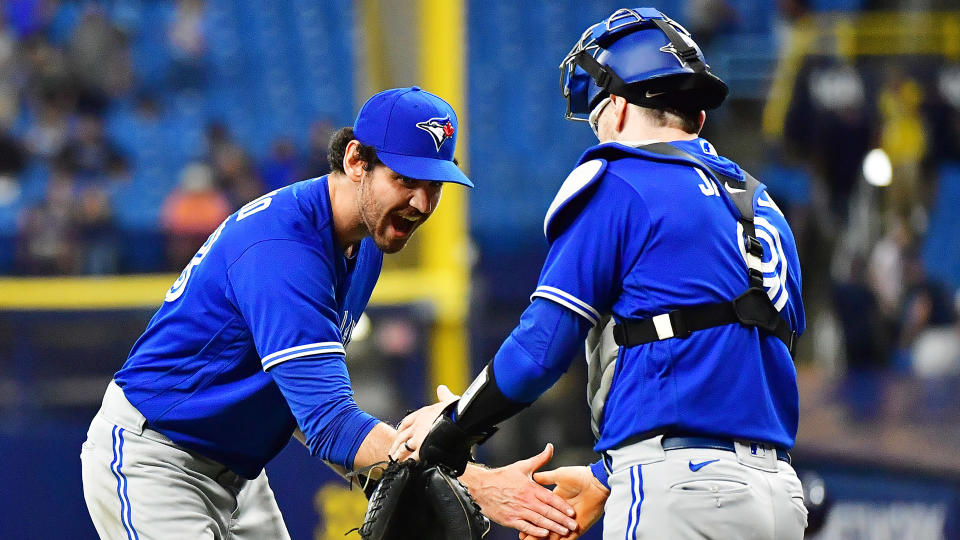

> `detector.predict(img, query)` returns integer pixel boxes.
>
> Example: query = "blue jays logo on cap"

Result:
[659,31,698,66]
[352,87,473,187]
[416,116,455,151]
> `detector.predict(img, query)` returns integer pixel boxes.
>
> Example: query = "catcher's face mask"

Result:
[559,7,728,124]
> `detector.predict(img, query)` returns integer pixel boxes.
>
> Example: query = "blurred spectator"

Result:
[911,314,960,404]
[683,0,737,48]
[0,13,18,126]
[923,64,960,169]
[301,119,335,179]
[160,161,230,269]
[57,113,121,182]
[104,153,131,189]
[900,259,960,418]
[832,255,887,421]
[899,253,957,357]
[868,219,911,324]
[23,98,70,159]
[67,4,131,99]
[204,121,233,161]
[259,136,300,191]
[0,127,25,208]
[786,61,873,223]
[76,184,118,274]
[133,93,161,124]
[16,164,77,274]
[878,73,927,224]
[22,32,71,102]
[167,0,207,90]
[213,144,263,209]
[202,121,263,207]
[0,126,26,179]
[777,0,809,21]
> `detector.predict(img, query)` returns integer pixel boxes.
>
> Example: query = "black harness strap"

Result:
[573,51,665,109]
[650,19,706,72]
[611,143,798,356]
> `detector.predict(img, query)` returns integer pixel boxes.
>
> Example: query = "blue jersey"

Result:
[531,138,805,450]
[115,176,383,478]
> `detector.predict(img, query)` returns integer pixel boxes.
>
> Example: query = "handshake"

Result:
[357,386,609,540]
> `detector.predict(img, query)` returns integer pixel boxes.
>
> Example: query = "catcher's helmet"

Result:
[559,7,728,122]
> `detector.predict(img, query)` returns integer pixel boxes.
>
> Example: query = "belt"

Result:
[661,436,791,464]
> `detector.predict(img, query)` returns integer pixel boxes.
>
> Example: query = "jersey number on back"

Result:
[737,194,790,312]
[165,190,280,302]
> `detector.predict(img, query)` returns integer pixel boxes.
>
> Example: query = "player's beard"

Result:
[357,172,422,254]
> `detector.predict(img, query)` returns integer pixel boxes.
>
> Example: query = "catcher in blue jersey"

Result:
[80,87,579,540]
[396,8,808,540]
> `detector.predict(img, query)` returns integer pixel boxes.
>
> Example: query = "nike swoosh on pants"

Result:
[688,459,720,472]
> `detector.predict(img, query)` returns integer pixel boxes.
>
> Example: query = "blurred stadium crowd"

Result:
[769,15,960,427]
[0,0,349,275]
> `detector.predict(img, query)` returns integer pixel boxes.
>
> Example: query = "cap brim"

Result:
[376,150,474,188]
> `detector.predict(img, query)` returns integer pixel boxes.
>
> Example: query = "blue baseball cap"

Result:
[353,87,473,188]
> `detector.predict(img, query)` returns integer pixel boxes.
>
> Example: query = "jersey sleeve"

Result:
[269,353,380,469]
[491,298,593,402]
[226,239,346,370]
[532,171,651,325]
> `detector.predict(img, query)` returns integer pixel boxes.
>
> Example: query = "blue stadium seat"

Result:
[468,0,622,248]
[923,163,960,291]
[18,160,50,206]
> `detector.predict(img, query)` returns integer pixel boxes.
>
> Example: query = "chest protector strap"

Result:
[610,143,797,356]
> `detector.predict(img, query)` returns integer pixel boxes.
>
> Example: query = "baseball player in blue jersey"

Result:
[396,8,808,540]
[80,87,578,539]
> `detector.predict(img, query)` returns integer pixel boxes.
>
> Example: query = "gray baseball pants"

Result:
[602,436,808,539]
[80,381,290,540]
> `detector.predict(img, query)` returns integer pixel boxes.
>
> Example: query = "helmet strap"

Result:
[650,19,708,74]
[573,50,662,109]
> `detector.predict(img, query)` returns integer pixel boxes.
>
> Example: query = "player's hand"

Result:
[460,443,579,538]
[519,465,609,540]
[389,384,459,461]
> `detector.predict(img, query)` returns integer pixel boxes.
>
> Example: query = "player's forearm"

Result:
[352,422,398,470]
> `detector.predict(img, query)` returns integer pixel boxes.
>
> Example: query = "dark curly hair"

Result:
[327,127,382,174]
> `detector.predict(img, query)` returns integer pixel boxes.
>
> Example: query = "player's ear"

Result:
[697,111,706,133]
[343,140,365,184]
[611,95,629,132]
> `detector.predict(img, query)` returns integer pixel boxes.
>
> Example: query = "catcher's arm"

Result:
[460,445,579,538]
[520,465,609,540]
[392,386,578,537]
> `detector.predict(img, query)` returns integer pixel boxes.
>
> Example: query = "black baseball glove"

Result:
[357,459,490,540]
